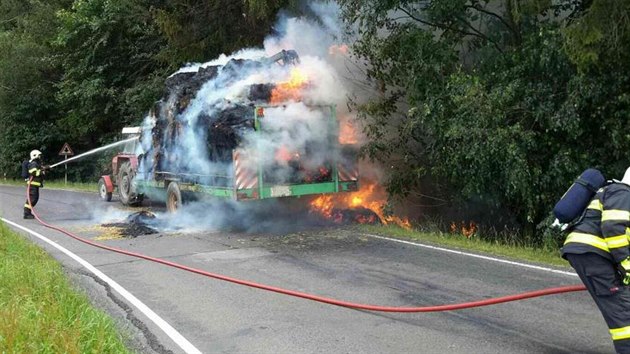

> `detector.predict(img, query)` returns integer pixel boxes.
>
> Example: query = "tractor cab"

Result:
[121,127,141,154]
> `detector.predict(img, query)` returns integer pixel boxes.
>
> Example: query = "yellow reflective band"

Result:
[587,199,603,211]
[606,235,630,249]
[28,168,37,173]
[29,181,41,187]
[602,210,630,222]
[564,232,610,253]
[24,204,31,209]
[610,326,630,341]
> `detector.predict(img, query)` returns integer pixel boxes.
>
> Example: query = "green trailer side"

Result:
[134,104,359,210]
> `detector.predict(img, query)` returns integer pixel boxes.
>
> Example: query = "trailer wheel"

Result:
[118,162,142,206]
[166,182,182,213]
[98,177,112,202]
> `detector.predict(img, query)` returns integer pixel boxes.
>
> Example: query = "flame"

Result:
[310,194,334,218]
[339,121,359,145]
[450,221,477,238]
[329,44,349,56]
[275,146,299,163]
[270,68,309,104]
[309,180,412,229]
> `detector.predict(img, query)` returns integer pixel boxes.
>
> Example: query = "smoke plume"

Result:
[125,2,375,231]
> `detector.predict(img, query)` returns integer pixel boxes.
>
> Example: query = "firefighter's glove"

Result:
[620,258,630,286]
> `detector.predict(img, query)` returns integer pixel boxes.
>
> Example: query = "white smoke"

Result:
[128,2,369,230]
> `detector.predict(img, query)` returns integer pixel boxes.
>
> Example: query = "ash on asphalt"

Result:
[100,202,381,237]
[102,211,160,237]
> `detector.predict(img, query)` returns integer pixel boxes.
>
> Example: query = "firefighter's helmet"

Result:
[30,150,42,161]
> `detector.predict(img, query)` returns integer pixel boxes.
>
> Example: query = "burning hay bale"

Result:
[136,49,337,187]
[308,181,412,229]
[331,207,382,225]
[102,211,158,238]
[140,55,292,179]
[248,83,274,102]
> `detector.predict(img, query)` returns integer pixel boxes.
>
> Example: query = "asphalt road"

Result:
[0,184,614,354]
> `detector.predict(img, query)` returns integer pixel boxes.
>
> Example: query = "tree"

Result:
[153,0,297,66]
[563,0,630,71]
[0,0,69,176]
[339,0,630,240]
[0,0,298,180]
[54,0,168,147]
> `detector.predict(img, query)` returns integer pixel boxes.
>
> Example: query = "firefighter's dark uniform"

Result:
[562,182,630,354]
[23,160,43,218]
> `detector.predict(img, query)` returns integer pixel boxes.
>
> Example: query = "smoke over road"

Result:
[90,2,404,233]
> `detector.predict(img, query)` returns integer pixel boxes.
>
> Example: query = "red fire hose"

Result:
[24,180,586,312]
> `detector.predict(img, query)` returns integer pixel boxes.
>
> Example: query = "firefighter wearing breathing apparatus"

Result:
[23,150,46,219]
[561,167,630,354]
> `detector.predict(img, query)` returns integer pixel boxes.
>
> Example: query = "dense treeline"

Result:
[0,0,295,180]
[1,0,629,243]
[338,0,630,243]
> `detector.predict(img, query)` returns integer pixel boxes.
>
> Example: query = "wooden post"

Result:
[58,143,74,185]
[64,155,68,185]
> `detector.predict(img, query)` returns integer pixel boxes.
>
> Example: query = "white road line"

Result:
[362,233,578,277]
[1,217,202,354]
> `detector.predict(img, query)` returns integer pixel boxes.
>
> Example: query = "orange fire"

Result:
[270,68,309,104]
[275,146,299,163]
[450,221,478,238]
[309,180,412,229]
[310,194,334,218]
[329,44,349,56]
[339,121,359,145]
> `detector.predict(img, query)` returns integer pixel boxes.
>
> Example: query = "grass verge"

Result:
[0,179,97,193]
[358,224,568,267]
[0,221,132,353]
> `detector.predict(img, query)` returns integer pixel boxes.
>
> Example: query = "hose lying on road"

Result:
[25,181,586,312]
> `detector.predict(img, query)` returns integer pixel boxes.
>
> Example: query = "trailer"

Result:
[99,106,359,212]
[98,49,359,211]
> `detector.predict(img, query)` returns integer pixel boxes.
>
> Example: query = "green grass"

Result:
[0,179,97,193]
[358,224,568,267]
[0,221,133,353]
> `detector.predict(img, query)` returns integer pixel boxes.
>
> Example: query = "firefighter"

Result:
[562,166,630,354]
[23,150,46,219]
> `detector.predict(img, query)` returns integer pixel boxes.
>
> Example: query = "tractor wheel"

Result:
[98,177,112,202]
[166,182,182,213]
[118,162,143,206]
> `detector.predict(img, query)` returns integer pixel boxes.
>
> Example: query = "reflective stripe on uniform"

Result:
[588,199,603,211]
[610,326,630,341]
[602,210,630,222]
[564,232,610,253]
[29,181,41,187]
[28,168,37,173]
[606,235,630,249]
[24,204,31,209]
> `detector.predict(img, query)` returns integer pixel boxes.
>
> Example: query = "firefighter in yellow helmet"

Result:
[562,166,630,353]
[23,150,46,219]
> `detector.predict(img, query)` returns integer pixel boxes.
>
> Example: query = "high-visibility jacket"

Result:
[562,182,630,264]
[27,160,44,188]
